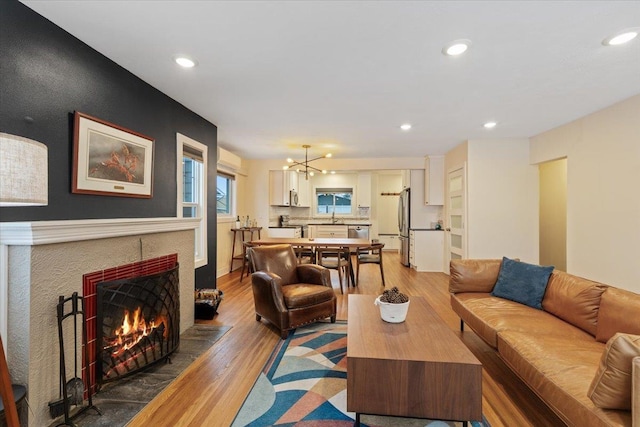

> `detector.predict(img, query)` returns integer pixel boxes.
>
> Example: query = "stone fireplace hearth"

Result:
[0,218,198,427]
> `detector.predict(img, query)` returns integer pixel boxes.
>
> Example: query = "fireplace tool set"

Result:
[49,292,101,426]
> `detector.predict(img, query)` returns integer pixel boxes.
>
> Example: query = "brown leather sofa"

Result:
[449,259,639,427]
[249,244,337,339]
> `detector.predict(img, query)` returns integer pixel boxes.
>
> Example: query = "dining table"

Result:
[249,237,371,285]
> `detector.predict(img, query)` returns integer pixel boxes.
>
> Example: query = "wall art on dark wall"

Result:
[73,111,155,198]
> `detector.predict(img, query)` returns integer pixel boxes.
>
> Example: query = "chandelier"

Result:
[283,144,332,180]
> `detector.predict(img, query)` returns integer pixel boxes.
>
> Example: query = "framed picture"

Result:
[73,111,154,198]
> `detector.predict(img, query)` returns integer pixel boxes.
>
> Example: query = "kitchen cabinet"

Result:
[313,225,348,238]
[424,156,444,205]
[357,173,372,207]
[409,169,441,229]
[268,227,302,238]
[409,230,444,272]
[378,235,400,251]
[269,170,298,206]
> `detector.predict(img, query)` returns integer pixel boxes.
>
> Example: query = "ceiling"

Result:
[22,1,640,161]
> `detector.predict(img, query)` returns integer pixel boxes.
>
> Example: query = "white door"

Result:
[446,166,466,266]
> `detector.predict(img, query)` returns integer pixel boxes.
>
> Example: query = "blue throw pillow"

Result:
[491,257,554,309]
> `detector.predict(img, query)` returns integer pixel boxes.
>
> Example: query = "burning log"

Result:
[104,307,167,357]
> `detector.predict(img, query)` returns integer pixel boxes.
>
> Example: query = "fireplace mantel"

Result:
[0,217,199,425]
[0,217,200,246]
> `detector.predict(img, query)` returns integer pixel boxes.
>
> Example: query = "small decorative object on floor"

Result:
[375,286,410,323]
[194,288,224,320]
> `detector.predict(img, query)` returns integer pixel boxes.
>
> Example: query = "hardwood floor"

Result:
[129,252,565,427]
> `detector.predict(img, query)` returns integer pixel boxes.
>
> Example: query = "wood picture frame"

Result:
[73,111,154,198]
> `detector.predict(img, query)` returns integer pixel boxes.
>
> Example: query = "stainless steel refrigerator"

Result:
[398,188,410,266]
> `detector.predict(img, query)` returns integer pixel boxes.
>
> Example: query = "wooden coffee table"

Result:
[347,295,482,426]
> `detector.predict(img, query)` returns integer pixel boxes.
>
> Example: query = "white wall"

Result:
[539,158,567,271]
[467,139,539,262]
[216,169,249,278]
[444,139,538,264]
[530,94,640,292]
[376,172,403,234]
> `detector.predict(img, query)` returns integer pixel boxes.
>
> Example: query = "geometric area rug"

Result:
[231,321,490,427]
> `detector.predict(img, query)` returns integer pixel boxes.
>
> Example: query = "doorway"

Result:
[539,158,567,271]
[446,165,466,265]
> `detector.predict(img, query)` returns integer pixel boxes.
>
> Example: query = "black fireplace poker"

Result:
[50,292,101,426]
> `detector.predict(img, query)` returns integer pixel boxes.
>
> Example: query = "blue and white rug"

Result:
[232,322,489,427]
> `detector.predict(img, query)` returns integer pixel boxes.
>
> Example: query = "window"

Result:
[216,172,234,216]
[316,188,353,215]
[183,156,203,218]
[177,133,207,268]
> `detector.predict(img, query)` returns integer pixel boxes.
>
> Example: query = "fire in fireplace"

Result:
[96,265,180,385]
[106,307,168,358]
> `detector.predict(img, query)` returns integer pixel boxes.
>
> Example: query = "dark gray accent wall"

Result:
[0,0,218,287]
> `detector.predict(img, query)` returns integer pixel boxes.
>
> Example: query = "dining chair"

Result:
[316,246,350,294]
[294,245,315,265]
[355,242,386,286]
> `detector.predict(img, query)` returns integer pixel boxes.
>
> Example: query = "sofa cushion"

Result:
[491,257,554,309]
[542,271,607,336]
[588,333,640,410]
[497,331,631,427]
[451,293,594,349]
[596,287,640,343]
[449,259,502,293]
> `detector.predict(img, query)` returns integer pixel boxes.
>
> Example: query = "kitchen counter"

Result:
[309,223,372,226]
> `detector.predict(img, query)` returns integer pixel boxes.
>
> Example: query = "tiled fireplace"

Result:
[84,254,180,392]
[0,218,198,427]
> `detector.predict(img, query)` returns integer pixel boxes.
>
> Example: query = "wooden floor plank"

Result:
[128,252,566,427]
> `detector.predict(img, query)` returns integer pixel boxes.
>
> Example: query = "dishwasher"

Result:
[348,225,369,240]
[348,226,370,254]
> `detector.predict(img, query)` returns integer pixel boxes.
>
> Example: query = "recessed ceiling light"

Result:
[602,29,639,46]
[174,55,198,68]
[483,121,497,129]
[400,123,412,131]
[442,39,472,56]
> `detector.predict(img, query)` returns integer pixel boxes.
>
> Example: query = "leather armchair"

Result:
[248,244,337,339]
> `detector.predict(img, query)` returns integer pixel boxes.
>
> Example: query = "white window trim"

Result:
[177,133,208,269]
[313,186,355,218]
[216,169,237,222]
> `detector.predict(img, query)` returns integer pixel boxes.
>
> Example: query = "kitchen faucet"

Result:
[331,211,338,224]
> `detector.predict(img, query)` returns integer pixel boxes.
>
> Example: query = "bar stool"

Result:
[229,227,262,273]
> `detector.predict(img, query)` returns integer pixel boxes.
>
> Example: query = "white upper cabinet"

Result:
[424,156,444,205]
[357,172,372,207]
[269,170,298,206]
